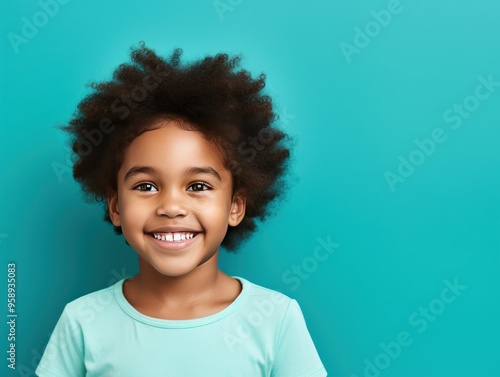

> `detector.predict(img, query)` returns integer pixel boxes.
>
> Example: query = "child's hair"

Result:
[59,42,292,252]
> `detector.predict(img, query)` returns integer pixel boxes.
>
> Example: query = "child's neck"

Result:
[122,257,242,320]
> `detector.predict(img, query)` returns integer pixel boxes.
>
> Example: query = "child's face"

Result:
[107,119,246,278]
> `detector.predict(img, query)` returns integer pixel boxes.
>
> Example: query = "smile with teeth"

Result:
[151,232,197,242]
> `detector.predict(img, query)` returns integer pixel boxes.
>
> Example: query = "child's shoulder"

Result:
[61,281,119,322]
[237,276,296,309]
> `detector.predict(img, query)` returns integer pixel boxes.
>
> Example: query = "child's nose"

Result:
[155,188,189,218]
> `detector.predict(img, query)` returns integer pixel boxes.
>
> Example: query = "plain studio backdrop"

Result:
[1,0,499,376]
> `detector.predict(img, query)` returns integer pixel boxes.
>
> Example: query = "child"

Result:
[36,42,327,377]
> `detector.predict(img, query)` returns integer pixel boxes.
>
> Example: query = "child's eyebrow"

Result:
[123,165,222,182]
[187,166,222,181]
[124,166,156,182]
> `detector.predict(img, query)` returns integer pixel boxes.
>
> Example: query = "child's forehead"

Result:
[121,120,227,170]
[134,120,216,149]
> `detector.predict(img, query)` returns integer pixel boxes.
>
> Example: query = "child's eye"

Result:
[133,183,158,192]
[187,182,211,192]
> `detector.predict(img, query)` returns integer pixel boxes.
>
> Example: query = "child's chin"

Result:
[153,265,200,278]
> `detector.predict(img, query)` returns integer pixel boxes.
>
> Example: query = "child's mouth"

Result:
[150,232,199,242]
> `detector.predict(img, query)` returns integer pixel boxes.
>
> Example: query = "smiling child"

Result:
[36,43,327,377]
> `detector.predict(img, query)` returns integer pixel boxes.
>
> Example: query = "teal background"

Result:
[1,0,499,376]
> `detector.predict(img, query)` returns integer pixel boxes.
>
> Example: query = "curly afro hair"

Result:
[59,42,292,252]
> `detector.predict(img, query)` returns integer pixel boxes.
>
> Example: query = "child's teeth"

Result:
[153,232,195,242]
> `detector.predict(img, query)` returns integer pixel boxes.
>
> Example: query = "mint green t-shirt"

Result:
[35,276,327,377]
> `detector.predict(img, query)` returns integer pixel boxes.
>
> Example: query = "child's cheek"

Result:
[189,193,215,212]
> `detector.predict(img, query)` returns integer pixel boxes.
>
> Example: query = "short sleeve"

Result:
[271,299,327,377]
[35,305,86,377]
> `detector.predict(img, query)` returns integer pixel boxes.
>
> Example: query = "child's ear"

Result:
[107,194,121,227]
[228,190,246,227]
